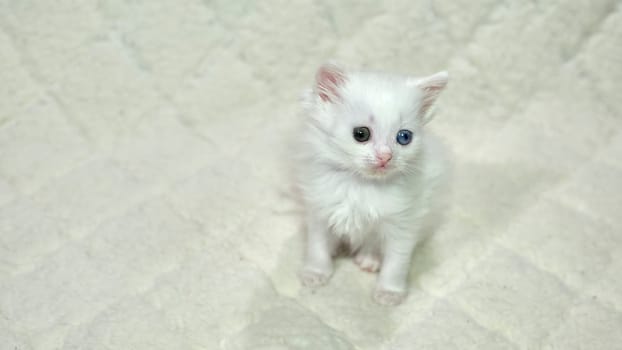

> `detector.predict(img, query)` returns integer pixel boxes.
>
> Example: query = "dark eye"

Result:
[396,129,413,145]
[353,126,371,142]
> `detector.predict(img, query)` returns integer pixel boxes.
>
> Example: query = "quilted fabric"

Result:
[1,1,621,349]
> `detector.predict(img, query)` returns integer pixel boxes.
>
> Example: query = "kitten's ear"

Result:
[315,63,347,103]
[411,71,449,116]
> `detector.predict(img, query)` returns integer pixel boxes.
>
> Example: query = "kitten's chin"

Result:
[360,166,395,180]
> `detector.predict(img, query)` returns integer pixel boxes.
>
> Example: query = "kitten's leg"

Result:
[374,225,418,306]
[354,239,382,273]
[299,214,335,287]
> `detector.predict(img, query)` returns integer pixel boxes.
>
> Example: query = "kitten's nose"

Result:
[376,152,393,166]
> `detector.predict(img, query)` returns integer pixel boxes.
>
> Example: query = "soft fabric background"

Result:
[1,1,621,349]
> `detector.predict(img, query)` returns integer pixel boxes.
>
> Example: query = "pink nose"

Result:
[376,152,392,166]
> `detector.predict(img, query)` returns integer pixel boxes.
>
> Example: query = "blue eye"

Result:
[396,129,413,145]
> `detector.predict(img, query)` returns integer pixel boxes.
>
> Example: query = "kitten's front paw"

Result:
[373,288,407,306]
[299,268,331,288]
[354,252,381,273]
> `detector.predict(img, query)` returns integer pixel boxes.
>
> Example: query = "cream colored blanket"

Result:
[1,1,621,349]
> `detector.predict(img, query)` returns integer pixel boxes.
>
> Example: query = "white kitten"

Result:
[296,63,450,306]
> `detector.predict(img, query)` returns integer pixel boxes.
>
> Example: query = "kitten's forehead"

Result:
[342,72,421,129]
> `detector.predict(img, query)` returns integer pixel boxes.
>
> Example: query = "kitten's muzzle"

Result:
[374,152,393,169]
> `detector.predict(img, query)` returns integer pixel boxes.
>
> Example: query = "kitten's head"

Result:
[302,63,448,181]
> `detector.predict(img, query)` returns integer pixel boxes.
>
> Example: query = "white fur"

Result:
[296,64,450,306]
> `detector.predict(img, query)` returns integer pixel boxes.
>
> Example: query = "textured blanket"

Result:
[1,1,621,349]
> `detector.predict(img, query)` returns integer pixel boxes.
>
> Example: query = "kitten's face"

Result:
[322,94,423,180]
[306,64,447,181]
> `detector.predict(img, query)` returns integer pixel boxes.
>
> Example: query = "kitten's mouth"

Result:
[360,165,396,180]
[360,162,393,179]
[370,164,391,175]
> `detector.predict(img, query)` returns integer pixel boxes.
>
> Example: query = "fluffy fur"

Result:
[296,63,450,306]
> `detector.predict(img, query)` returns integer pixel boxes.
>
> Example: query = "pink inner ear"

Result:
[420,86,442,114]
[417,72,448,115]
[316,65,346,102]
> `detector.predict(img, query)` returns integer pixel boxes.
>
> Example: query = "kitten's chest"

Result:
[314,178,407,238]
